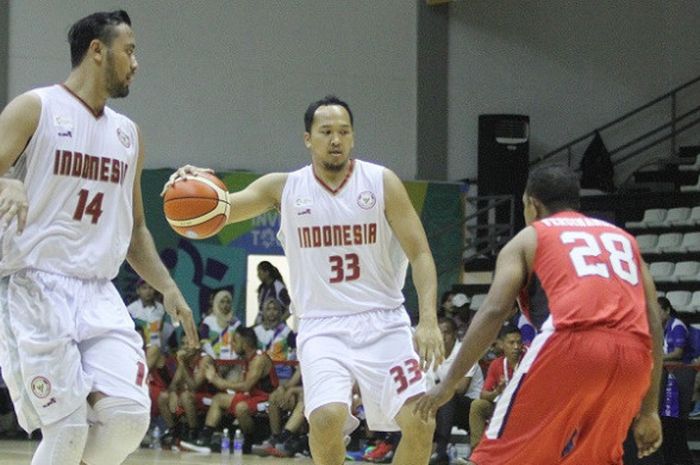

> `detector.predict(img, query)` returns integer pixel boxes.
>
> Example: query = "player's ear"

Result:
[303,132,311,149]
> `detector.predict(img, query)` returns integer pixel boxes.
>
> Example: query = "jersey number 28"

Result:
[561,231,639,285]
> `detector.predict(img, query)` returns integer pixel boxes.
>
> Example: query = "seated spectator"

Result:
[127,279,171,370]
[442,293,470,340]
[658,297,694,465]
[155,339,201,446]
[199,289,241,361]
[469,326,523,450]
[260,366,308,457]
[256,261,291,324]
[182,327,278,453]
[254,298,296,380]
[429,317,484,465]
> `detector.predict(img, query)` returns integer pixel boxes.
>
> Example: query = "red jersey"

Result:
[518,211,649,342]
[482,355,521,393]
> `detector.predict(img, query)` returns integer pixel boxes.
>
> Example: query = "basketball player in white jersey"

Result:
[0,10,198,465]
[166,95,444,465]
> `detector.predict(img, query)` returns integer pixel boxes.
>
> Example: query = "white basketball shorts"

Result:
[0,269,149,432]
[297,306,426,432]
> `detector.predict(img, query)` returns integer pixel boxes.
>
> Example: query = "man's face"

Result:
[502,333,523,360]
[304,105,354,173]
[104,23,138,98]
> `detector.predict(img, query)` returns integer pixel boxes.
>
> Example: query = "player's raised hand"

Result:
[413,383,453,422]
[162,287,200,349]
[160,164,214,196]
[633,412,662,458]
[0,179,28,234]
[413,320,445,372]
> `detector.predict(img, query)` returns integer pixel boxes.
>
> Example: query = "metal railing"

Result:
[533,74,700,170]
[462,195,515,265]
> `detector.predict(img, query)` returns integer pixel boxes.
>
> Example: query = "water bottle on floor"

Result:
[232,429,244,465]
[221,428,231,463]
[150,425,162,450]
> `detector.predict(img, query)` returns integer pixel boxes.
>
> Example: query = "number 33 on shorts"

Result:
[390,358,422,394]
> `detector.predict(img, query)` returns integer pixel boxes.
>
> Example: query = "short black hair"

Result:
[304,95,354,132]
[658,297,678,318]
[525,163,580,212]
[235,326,258,349]
[67,10,131,68]
[499,324,522,340]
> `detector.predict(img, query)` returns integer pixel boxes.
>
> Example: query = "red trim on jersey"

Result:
[313,159,355,195]
[60,84,104,118]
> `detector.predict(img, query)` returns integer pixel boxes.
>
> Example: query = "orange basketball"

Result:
[163,172,230,239]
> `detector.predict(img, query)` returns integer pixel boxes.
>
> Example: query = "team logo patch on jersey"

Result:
[357,191,376,209]
[295,197,313,208]
[117,127,131,148]
[54,115,73,137]
[30,376,51,399]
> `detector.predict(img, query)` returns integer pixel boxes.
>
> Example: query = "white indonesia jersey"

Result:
[278,160,408,318]
[0,85,138,279]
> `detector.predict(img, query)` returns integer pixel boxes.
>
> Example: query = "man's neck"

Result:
[63,69,108,115]
[312,160,352,190]
[506,354,520,368]
[263,320,280,330]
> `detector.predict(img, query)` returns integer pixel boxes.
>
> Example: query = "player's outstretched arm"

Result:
[414,227,534,420]
[127,128,199,348]
[383,168,443,371]
[0,93,41,233]
[161,165,287,224]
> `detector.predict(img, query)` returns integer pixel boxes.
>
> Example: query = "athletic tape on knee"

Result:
[81,397,150,465]
[32,403,88,465]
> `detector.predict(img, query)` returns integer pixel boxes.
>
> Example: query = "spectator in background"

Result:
[256,261,291,324]
[469,326,523,450]
[429,317,484,465]
[438,291,456,317]
[260,366,308,457]
[254,298,296,381]
[441,293,471,340]
[127,279,172,370]
[199,289,241,361]
[658,297,694,465]
[182,327,278,453]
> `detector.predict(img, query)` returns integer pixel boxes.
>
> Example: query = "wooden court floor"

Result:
[0,439,338,465]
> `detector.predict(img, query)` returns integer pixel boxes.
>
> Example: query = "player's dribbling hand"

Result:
[162,287,200,349]
[413,321,445,372]
[160,164,214,196]
[0,179,28,234]
[413,383,453,422]
[633,412,662,458]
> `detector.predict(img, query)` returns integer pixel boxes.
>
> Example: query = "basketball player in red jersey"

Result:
[416,164,663,464]
[0,10,198,465]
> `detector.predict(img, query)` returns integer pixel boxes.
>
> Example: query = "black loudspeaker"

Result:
[477,114,530,235]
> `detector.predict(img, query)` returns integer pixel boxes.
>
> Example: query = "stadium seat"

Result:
[674,261,700,282]
[680,174,700,192]
[663,207,691,226]
[679,232,700,252]
[679,153,700,171]
[649,261,676,282]
[469,294,487,311]
[682,206,700,226]
[635,234,658,254]
[689,292,700,312]
[667,291,693,313]
[625,209,666,229]
[656,233,684,253]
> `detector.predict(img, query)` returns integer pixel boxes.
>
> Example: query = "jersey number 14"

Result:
[73,189,104,224]
[561,231,639,285]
